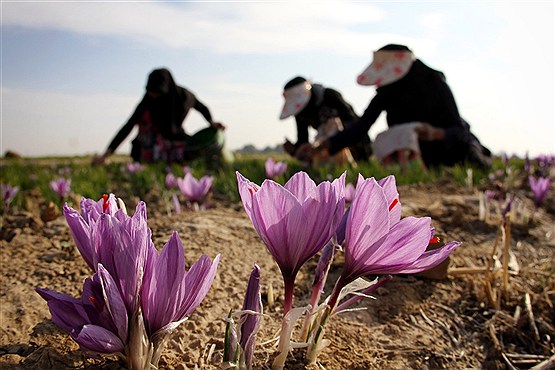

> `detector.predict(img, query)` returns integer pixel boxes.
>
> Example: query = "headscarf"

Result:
[145,68,188,137]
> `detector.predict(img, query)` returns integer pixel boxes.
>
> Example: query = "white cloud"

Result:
[3,1,386,55]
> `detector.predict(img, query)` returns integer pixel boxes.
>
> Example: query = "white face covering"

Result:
[279,81,312,119]
[356,50,416,87]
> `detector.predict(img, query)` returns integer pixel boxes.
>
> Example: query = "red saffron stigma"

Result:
[429,237,441,244]
[389,198,399,211]
[102,194,109,212]
[88,296,102,311]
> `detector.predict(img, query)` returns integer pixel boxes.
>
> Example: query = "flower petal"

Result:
[142,232,186,335]
[377,175,402,225]
[355,217,432,276]
[36,288,89,334]
[345,178,390,264]
[236,171,260,221]
[394,241,461,274]
[284,171,316,202]
[63,204,96,270]
[97,264,128,343]
[72,324,125,354]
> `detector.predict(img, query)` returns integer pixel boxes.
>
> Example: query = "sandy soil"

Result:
[1,180,554,369]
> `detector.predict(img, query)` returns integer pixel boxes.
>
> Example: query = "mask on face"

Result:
[356,50,416,87]
[279,80,313,119]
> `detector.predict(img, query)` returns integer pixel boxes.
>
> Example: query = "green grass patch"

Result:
[1,153,500,212]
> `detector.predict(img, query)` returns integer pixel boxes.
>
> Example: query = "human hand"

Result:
[92,154,107,166]
[295,143,315,162]
[210,121,226,130]
[414,123,445,141]
[283,140,296,156]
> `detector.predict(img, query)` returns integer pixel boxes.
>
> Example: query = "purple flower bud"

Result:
[239,264,262,370]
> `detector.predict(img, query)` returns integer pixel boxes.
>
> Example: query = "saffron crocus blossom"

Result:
[39,194,220,369]
[177,173,214,205]
[141,231,220,365]
[306,175,460,363]
[165,173,178,189]
[126,162,143,173]
[529,175,550,208]
[332,175,460,304]
[50,177,71,200]
[237,171,345,370]
[344,183,356,203]
[141,232,220,337]
[237,171,345,313]
[36,264,128,356]
[63,195,150,314]
[265,158,287,179]
[1,183,19,213]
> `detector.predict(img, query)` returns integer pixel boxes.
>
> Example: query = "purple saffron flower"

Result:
[63,196,151,314]
[177,173,214,205]
[141,231,220,338]
[41,194,221,368]
[306,175,460,365]
[36,264,128,356]
[1,183,19,212]
[344,183,356,203]
[329,175,460,310]
[126,162,143,173]
[265,158,287,179]
[529,175,550,208]
[237,171,345,313]
[78,194,121,224]
[50,177,71,200]
[165,173,178,189]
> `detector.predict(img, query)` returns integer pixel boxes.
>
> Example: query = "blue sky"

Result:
[2,1,554,158]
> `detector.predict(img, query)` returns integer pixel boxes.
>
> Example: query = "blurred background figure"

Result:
[299,44,492,169]
[93,68,227,165]
[279,76,372,166]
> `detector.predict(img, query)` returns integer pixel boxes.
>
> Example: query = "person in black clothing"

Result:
[297,45,491,168]
[279,76,372,163]
[94,68,225,164]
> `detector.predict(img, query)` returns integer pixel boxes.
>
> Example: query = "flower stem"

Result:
[282,278,295,314]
